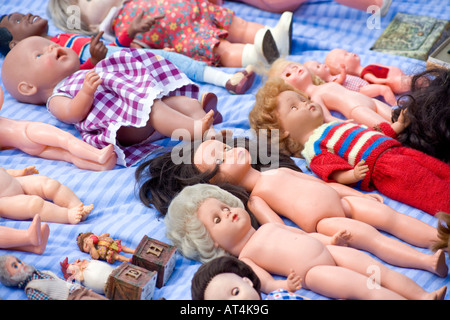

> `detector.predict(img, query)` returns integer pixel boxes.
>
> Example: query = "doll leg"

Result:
[372,99,393,121]
[317,217,448,277]
[349,105,392,128]
[326,245,447,300]
[234,0,305,13]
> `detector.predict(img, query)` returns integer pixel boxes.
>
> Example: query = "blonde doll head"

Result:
[268,58,325,86]
[165,184,246,263]
[249,77,307,157]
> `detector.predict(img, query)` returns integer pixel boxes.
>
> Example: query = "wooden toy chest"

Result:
[105,262,157,300]
[132,236,177,288]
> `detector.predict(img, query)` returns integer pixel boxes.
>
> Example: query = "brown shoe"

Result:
[201,92,222,124]
[225,66,256,94]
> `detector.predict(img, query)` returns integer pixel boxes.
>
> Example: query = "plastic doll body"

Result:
[167,186,446,299]
[193,139,448,277]
[0,214,49,254]
[325,48,412,94]
[271,59,393,128]
[304,60,397,106]
[0,166,94,224]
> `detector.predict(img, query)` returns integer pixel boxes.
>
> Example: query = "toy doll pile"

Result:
[0,0,449,300]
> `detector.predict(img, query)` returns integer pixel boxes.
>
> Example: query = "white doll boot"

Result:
[242,28,279,67]
[267,11,293,57]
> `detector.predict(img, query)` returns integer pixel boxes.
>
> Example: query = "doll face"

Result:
[197,198,252,252]
[304,60,331,80]
[4,256,34,279]
[280,62,312,90]
[0,13,49,44]
[327,49,361,73]
[204,272,260,300]
[78,0,124,29]
[193,140,251,185]
[277,90,323,144]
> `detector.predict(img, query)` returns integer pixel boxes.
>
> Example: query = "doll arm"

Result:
[47,70,101,124]
[333,64,347,85]
[247,195,285,225]
[6,166,39,177]
[329,159,368,185]
[389,109,409,135]
[359,84,396,106]
[127,11,165,39]
[311,95,343,123]
[88,32,108,66]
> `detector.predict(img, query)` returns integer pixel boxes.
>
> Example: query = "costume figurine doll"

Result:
[0,165,93,224]
[136,134,449,277]
[391,68,450,165]
[77,232,135,264]
[0,13,256,95]
[165,184,446,300]
[268,58,393,129]
[192,255,308,300]
[0,85,116,171]
[0,255,108,300]
[324,48,412,94]
[2,36,224,167]
[304,60,397,106]
[47,0,294,67]
[0,214,49,254]
[250,77,450,216]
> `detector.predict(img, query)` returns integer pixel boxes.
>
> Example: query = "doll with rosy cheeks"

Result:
[269,58,393,128]
[138,135,449,277]
[304,60,397,106]
[324,48,412,94]
[165,184,447,300]
[1,36,223,167]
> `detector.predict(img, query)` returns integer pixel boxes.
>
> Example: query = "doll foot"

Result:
[430,249,448,277]
[98,144,116,165]
[425,286,447,300]
[201,92,222,124]
[269,11,293,56]
[226,66,256,94]
[27,214,43,246]
[30,223,50,254]
[68,203,94,224]
[199,110,217,140]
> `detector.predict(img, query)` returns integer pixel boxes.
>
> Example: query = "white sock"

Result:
[202,66,229,87]
[242,43,259,67]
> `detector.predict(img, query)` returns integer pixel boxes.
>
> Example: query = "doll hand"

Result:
[82,70,102,96]
[353,160,368,181]
[21,166,39,176]
[128,11,165,37]
[286,269,302,292]
[330,229,351,246]
[89,32,108,65]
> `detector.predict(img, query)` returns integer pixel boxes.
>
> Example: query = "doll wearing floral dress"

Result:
[48,0,294,67]
[2,36,220,167]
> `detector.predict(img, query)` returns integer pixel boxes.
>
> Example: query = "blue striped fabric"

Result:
[0,0,449,300]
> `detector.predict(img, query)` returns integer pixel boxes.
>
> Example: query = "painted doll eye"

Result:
[231,287,240,296]
[213,216,221,224]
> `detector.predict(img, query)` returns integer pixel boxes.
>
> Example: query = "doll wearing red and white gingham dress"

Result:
[47,49,199,167]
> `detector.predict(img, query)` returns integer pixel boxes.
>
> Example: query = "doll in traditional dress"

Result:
[76,232,135,263]
[1,36,223,167]
[136,134,449,277]
[165,184,447,299]
[267,58,393,128]
[0,12,255,94]
[303,60,397,106]
[250,77,450,216]
[324,48,412,94]
[47,0,294,67]
[0,165,93,224]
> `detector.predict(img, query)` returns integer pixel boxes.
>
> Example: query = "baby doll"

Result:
[325,48,412,94]
[268,58,393,128]
[77,232,135,264]
[391,68,450,165]
[0,165,93,224]
[47,0,293,67]
[250,77,450,216]
[304,60,397,106]
[0,214,49,255]
[136,135,448,277]
[0,12,255,94]
[0,255,108,300]
[165,184,446,299]
[2,36,221,167]
[0,86,116,171]
[191,255,307,300]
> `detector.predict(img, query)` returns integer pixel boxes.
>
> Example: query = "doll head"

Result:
[250,77,323,157]
[0,255,36,287]
[76,232,96,252]
[136,136,301,215]
[47,0,123,34]
[191,256,262,300]
[304,60,333,82]
[392,68,450,164]
[1,36,80,105]
[268,58,324,89]
[0,13,49,56]
[324,48,361,75]
[165,184,251,263]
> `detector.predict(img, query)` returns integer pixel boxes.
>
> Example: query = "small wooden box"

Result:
[105,262,157,300]
[132,236,177,288]
[427,37,450,70]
